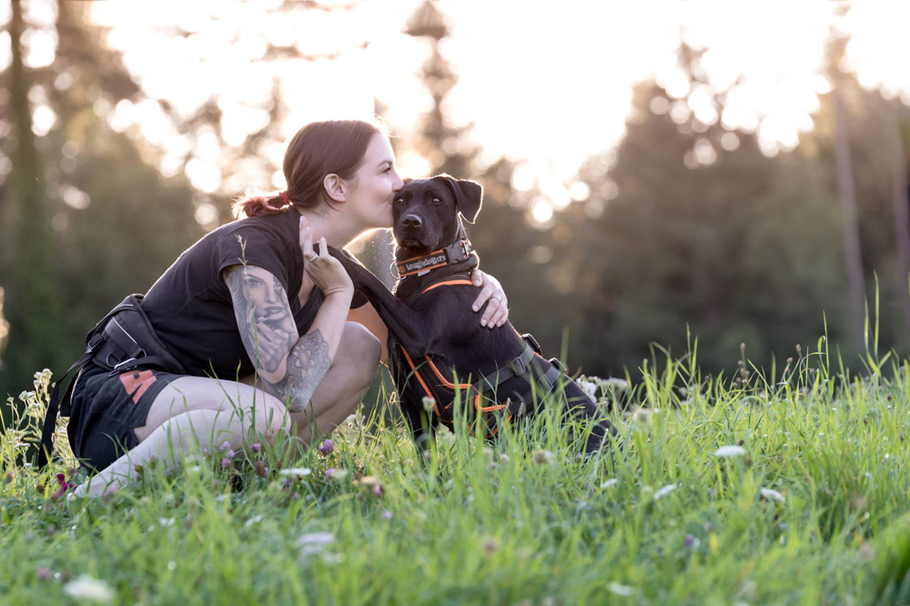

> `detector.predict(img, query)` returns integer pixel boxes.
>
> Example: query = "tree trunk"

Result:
[1,0,64,396]
[889,104,910,347]
[832,89,866,348]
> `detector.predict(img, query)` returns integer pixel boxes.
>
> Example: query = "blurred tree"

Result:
[0,1,202,400]
[804,26,910,356]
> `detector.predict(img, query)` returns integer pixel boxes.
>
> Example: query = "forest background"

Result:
[1,0,909,411]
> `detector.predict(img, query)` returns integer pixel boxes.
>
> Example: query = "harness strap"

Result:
[36,332,105,469]
[392,277,563,435]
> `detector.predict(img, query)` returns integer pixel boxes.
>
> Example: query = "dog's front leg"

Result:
[327,246,434,354]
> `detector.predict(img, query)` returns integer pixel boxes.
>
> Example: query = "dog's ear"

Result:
[440,175,483,224]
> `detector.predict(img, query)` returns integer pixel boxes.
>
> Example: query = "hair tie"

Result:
[279,191,291,205]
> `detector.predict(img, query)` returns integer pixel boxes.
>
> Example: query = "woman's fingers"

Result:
[300,217,314,260]
[469,269,509,328]
[490,295,509,327]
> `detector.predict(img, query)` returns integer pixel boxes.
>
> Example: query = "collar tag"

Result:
[403,252,447,274]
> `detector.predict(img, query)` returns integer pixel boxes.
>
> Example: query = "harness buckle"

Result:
[109,356,143,376]
[548,357,567,374]
[508,356,528,376]
[521,333,542,354]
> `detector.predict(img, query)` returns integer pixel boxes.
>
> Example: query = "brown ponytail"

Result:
[231,192,289,219]
[231,119,387,220]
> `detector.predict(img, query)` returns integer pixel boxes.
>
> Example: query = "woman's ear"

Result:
[323,174,346,203]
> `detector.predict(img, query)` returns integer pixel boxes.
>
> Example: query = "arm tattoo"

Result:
[225,265,329,412]
[264,329,331,413]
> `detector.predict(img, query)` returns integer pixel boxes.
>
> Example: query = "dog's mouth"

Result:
[398,236,426,250]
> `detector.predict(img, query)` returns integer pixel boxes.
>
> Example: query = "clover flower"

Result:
[37,566,50,581]
[532,450,555,465]
[714,445,746,458]
[382,510,392,520]
[221,457,232,469]
[298,532,334,562]
[63,574,114,602]
[50,473,73,501]
[608,582,634,596]
[279,467,312,477]
[653,483,677,500]
[421,396,436,412]
[318,439,334,455]
[324,468,348,481]
[759,487,785,503]
[251,443,262,453]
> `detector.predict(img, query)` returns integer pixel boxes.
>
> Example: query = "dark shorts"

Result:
[67,363,180,473]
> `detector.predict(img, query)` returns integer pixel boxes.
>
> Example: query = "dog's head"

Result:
[392,175,482,255]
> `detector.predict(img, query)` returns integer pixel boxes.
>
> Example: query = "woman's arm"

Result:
[223,265,352,412]
[345,269,510,365]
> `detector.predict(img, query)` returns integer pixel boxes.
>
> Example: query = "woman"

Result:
[70,120,509,497]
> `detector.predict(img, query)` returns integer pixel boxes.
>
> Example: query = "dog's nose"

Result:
[401,215,422,228]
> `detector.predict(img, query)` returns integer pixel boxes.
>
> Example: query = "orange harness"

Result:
[392,277,562,433]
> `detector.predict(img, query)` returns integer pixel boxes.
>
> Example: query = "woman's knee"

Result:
[338,322,381,386]
[250,396,289,445]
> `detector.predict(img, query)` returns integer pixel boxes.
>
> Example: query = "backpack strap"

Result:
[36,332,105,469]
[36,294,186,469]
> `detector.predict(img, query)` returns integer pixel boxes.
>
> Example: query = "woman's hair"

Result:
[231,119,388,219]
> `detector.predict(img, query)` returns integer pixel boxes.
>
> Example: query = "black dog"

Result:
[329,176,612,453]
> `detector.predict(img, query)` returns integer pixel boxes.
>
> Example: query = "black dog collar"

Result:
[396,238,473,277]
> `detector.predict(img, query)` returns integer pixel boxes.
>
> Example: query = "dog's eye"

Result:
[395,198,404,204]
[432,198,441,205]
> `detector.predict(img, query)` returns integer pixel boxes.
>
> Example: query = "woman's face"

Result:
[343,134,404,230]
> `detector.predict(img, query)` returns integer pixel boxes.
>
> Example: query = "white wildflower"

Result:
[603,378,629,391]
[653,483,677,500]
[63,575,114,602]
[576,380,597,398]
[279,467,312,477]
[759,488,785,503]
[600,479,618,489]
[244,515,263,528]
[608,582,634,596]
[159,518,175,527]
[298,532,335,561]
[714,445,746,458]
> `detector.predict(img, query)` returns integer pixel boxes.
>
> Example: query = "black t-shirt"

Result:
[142,207,367,378]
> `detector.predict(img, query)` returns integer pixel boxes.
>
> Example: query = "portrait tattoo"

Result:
[225,265,331,412]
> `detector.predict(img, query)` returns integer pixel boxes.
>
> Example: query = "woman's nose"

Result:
[392,170,404,191]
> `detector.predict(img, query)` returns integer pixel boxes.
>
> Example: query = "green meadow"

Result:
[2,328,910,605]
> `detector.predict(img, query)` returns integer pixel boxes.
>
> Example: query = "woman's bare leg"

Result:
[72,322,380,498]
[72,378,287,498]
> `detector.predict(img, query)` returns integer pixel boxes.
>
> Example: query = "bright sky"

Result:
[4,0,910,226]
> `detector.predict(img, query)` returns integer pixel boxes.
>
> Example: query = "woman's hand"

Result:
[300,216,353,298]
[470,269,509,329]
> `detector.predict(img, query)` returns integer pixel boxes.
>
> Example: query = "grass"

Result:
[2,330,910,605]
